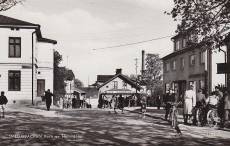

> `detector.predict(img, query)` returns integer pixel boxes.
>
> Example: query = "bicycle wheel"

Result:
[173,109,179,127]
[196,109,202,126]
[207,110,214,127]
[169,109,172,122]
[212,110,218,127]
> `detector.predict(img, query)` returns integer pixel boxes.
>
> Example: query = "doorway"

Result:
[37,79,45,97]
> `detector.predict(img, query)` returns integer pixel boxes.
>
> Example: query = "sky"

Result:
[1,0,225,87]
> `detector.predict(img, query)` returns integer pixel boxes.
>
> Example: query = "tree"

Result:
[53,51,67,101]
[0,0,21,11]
[74,78,84,88]
[143,53,163,99]
[168,0,230,50]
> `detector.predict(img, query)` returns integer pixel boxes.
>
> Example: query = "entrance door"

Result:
[37,79,45,96]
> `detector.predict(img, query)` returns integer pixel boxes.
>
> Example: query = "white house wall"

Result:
[0,28,38,104]
[99,77,137,93]
[0,28,37,64]
[0,64,37,103]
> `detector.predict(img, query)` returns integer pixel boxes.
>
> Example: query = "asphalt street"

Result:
[0,105,229,146]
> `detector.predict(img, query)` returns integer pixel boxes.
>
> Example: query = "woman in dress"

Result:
[183,85,196,125]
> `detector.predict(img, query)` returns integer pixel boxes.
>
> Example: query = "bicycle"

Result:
[168,102,182,128]
[194,104,205,126]
[207,108,221,128]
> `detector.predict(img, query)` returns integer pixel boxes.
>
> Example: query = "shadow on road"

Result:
[0,107,229,146]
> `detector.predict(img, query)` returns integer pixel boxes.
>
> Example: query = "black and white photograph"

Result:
[0,0,230,145]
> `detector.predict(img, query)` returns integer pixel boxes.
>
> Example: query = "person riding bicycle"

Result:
[203,91,219,126]
[195,89,206,108]
[164,88,176,121]
[194,89,206,125]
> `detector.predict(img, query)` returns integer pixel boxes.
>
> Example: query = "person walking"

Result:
[223,90,230,128]
[44,89,54,111]
[72,96,77,109]
[183,85,196,125]
[80,95,84,108]
[118,94,124,114]
[141,94,147,118]
[156,94,161,110]
[0,91,8,118]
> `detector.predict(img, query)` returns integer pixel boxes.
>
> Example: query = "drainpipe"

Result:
[32,30,36,105]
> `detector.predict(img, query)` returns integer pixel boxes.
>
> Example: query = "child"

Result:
[141,95,147,118]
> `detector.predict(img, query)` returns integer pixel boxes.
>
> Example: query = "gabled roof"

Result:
[97,75,114,83]
[98,73,142,90]
[74,88,86,94]
[0,14,39,27]
[0,15,57,44]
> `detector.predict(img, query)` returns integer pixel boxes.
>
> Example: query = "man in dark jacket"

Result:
[0,91,8,118]
[44,89,54,111]
[164,89,175,120]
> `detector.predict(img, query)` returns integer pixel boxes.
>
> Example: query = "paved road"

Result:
[0,105,229,146]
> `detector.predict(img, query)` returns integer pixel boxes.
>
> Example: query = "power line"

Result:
[76,0,158,18]
[47,0,164,23]
[93,35,174,50]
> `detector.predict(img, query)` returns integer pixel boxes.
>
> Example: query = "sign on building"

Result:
[217,63,230,74]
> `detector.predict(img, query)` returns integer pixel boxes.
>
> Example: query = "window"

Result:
[175,40,180,51]
[181,58,185,69]
[182,38,186,48]
[199,80,205,90]
[165,84,170,92]
[166,63,170,72]
[8,71,21,91]
[200,51,205,64]
[9,37,21,58]
[189,55,195,66]
[172,60,176,71]
[122,81,127,89]
[113,81,118,89]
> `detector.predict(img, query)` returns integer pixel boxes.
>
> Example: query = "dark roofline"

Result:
[161,48,188,60]
[0,14,40,27]
[37,37,57,44]
[0,14,57,44]
[98,73,142,90]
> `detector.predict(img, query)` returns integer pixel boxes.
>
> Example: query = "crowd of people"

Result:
[163,85,230,128]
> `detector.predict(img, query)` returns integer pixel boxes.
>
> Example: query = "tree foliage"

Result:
[54,51,67,99]
[168,0,230,50]
[74,78,84,88]
[0,0,21,11]
[143,53,163,95]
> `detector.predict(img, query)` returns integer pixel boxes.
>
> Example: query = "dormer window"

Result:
[175,40,180,51]
[182,38,186,48]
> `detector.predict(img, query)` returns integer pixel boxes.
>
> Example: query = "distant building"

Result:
[65,69,75,98]
[0,15,57,104]
[162,31,212,98]
[97,69,142,107]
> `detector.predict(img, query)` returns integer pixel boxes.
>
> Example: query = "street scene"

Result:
[1,0,230,146]
[1,105,230,146]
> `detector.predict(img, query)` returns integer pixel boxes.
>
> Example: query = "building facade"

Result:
[162,32,212,99]
[0,15,56,104]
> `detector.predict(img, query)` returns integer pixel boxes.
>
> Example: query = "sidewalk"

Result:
[5,104,68,118]
[124,106,230,139]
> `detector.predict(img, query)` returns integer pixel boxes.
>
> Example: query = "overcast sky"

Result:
[1,0,225,87]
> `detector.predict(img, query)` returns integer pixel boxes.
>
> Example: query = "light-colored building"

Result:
[0,15,57,104]
[97,69,142,107]
[162,31,225,99]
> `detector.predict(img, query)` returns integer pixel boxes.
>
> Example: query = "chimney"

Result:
[116,68,122,75]
[142,50,145,75]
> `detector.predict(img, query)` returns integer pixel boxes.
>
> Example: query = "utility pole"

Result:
[134,58,139,98]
